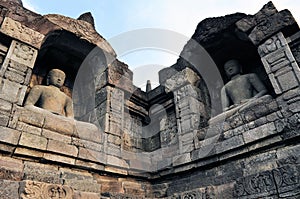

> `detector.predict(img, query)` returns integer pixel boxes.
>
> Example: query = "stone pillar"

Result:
[0,40,37,105]
[164,68,208,161]
[259,32,300,94]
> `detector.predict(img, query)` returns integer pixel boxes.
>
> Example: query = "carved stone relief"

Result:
[260,32,300,94]
[234,164,299,198]
[108,87,124,136]
[2,40,38,70]
[20,180,73,199]
[0,17,44,49]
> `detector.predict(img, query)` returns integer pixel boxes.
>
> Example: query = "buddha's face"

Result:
[47,69,66,88]
[224,60,241,78]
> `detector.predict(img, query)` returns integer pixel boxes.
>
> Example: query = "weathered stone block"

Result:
[78,147,107,164]
[281,71,299,93]
[19,132,47,150]
[14,147,44,158]
[74,191,101,199]
[16,121,42,135]
[0,180,19,199]
[215,135,244,154]
[0,126,21,145]
[74,121,102,143]
[0,143,15,154]
[172,153,191,167]
[249,10,297,45]
[156,157,172,171]
[243,122,277,143]
[72,137,103,152]
[0,99,12,113]
[1,18,44,49]
[242,151,278,176]
[129,157,152,171]
[65,179,101,193]
[0,78,27,104]
[0,114,9,127]
[236,1,278,33]
[75,159,105,171]
[276,144,300,164]
[42,129,72,144]
[104,166,128,175]
[100,181,123,193]
[47,139,78,157]
[164,67,199,93]
[23,162,61,184]
[0,156,23,181]
[43,153,75,165]
[107,134,121,145]
[258,32,288,57]
[4,69,25,83]
[107,155,129,168]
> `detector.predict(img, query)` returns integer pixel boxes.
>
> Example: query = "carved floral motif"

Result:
[20,181,73,199]
[234,165,299,198]
[6,40,38,69]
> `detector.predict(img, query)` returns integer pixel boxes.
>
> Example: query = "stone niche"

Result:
[0,1,300,199]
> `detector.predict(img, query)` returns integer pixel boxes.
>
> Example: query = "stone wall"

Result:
[0,1,299,198]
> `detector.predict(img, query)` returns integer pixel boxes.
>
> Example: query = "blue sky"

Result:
[22,0,300,89]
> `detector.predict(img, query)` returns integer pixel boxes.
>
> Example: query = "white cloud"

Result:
[22,0,39,12]
[111,0,300,89]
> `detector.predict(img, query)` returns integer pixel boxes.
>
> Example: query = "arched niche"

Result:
[30,30,96,95]
[29,30,107,120]
[182,22,276,116]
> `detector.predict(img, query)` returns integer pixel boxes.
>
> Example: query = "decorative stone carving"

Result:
[234,165,299,198]
[181,191,202,199]
[44,14,116,57]
[234,171,276,197]
[258,32,287,57]
[169,187,215,199]
[236,2,278,33]
[164,67,199,93]
[248,10,296,45]
[20,180,73,199]
[0,17,44,49]
[3,40,38,69]
[107,87,124,136]
[260,32,300,94]
[160,111,177,147]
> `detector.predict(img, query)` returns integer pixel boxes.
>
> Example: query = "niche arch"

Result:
[29,30,107,120]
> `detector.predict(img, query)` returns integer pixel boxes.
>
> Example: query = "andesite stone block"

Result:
[0,126,21,145]
[0,180,19,199]
[19,132,47,150]
[14,147,44,158]
[42,129,72,144]
[78,147,107,164]
[243,122,277,143]
[23,161,61,184]
[47,139,78,157]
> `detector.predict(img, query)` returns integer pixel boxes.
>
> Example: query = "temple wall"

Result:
[0,1,299,198]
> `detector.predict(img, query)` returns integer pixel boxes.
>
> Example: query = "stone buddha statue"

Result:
[25,69,74,118]
[221,60,268,112]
